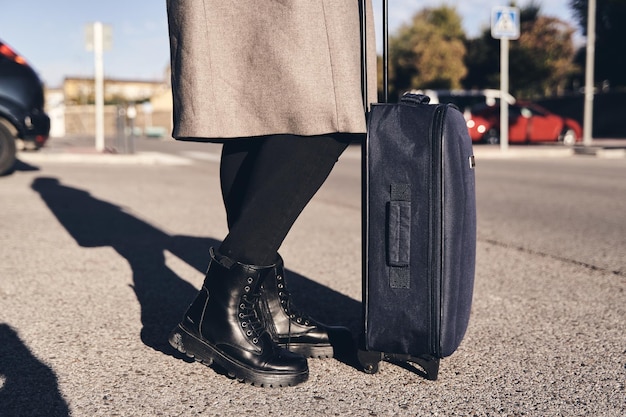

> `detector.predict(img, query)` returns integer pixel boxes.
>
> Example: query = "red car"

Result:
[466,102,582,145]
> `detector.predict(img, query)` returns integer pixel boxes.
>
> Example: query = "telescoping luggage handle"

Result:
[361,0,432,109]
[361,0,430,109]
[361,0,389,109]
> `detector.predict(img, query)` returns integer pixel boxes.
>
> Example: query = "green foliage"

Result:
[385,1,623,98]
[512,16,578,96]
[463,33,500,90]
[388,6,467,99]
[462,2,577,97]
[570,0,626,88]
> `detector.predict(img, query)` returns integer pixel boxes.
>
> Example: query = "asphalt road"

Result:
[1,137,624,416]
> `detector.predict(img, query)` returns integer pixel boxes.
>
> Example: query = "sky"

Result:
[0,1,581,88]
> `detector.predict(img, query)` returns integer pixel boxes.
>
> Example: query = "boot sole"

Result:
[168,324,309,387]
[280,343,334,359]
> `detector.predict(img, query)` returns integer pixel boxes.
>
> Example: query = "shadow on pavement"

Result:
[0,159,39,177]
[31,177,362,369]
[0,324,71,417]
[14,159,40,172]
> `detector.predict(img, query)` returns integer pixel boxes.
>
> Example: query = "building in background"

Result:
[45,69,172,139]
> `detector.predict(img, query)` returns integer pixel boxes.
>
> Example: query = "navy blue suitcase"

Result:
[358,94,477,380]
[357,0,476,380]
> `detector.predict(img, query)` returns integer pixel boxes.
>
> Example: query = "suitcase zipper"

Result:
[430,105,447,358]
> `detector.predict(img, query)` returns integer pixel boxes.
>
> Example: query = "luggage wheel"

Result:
[357,350,440,380]
[385,353,440,381]
[357,350,383,374]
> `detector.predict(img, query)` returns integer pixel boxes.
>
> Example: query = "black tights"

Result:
[218,134,351,266]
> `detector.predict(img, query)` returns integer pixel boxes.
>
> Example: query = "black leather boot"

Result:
[259,255,348,358]
[168,248,308,387]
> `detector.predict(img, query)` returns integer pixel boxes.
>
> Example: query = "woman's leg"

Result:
[214,134,355,359]
[220,139,263,230]
[218,134,351,265]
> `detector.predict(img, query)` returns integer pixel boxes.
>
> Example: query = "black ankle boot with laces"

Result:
[259,255,349,358]
[169,248,308,387]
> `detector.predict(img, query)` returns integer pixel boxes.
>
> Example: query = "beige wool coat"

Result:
[166,0,377,140]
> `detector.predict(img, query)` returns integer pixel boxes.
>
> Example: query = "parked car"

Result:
[0,39,50,175]
[466,102,582,145]
[418,88,516,111]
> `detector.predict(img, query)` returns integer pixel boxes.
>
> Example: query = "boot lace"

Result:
[276,274,312,327]
[239,277,267,344]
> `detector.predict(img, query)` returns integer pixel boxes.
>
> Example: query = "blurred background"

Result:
[1,0,624,140]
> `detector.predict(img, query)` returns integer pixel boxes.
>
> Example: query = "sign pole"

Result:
[500,38,509,152]
[583,0,596,146]
[491,6,519,153]
[93,22,105,152]
[86,22,111,152]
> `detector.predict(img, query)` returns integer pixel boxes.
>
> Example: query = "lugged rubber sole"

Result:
[168,324,309,387]
[280,343,334,359]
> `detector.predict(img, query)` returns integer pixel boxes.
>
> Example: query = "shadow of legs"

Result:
[0,324,70,417]
[31,177,363,369]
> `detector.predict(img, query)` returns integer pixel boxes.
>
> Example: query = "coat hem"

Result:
[172,132,365,144]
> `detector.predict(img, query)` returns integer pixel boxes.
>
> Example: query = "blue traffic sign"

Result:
[491,6,520,39]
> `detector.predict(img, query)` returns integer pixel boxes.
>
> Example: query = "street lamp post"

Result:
[85,22,112,152]
[93,22,105,152]
[583,0,596,146]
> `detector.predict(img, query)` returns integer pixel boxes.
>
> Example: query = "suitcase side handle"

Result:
[387,183,411,288]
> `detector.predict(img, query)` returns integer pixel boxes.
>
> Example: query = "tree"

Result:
[464,1,577,97]
[511,15,577,96]
[463,32,500,90]
[389,6,467,99]
[570,0,626,89]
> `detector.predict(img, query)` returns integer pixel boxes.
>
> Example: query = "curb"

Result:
[17,143,626,166]
[473,147,574,159]
[573,146,626,159]
[473,144,626,160]
[17,150,194,166]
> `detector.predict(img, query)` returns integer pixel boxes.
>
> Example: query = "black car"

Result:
[0,39,50,175]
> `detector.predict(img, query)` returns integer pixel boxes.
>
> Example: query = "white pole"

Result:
[583,0,596,146]
[500,38,509,152]
[94,22,105,152]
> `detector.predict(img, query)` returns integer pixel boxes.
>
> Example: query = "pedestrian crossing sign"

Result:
[491,6,520,39]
